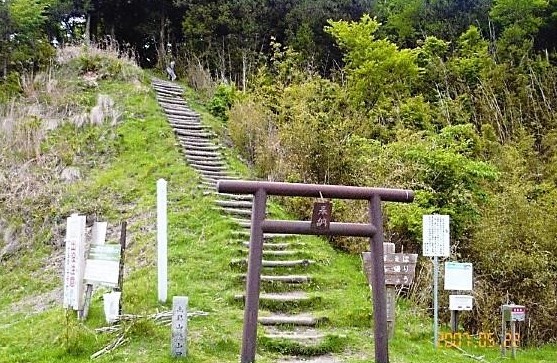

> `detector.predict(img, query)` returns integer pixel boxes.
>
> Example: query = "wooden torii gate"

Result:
[217,180,414,363]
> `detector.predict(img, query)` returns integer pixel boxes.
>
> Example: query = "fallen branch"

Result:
[444,340,491,362]
[91,310,208,358]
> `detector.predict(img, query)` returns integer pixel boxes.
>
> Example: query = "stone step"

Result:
[236,274,311,284]
[171,122,206,131]
[186,154,223,163]
[180,138,218,146]
[175,129,212,138]
[153,87,183,97]
[234,291,310,303]
[158,99,188,107]
[258,314,325,326]
[168,116,203,124]
[232,230,292,239]
[198,169,231,177]
[165,108,200,117]
[257,275,311,284]
[152,81,183,91]
[257,314,328,326]
[241,242,293,250]
[220,207,252,216]
[187,155,225,164]
[237,249,304,258]
[213,192,253,201]
[184,149,221,157]
[181,144,222,153]
[162,104,194,111]
[190,163,227,173]
[230,258,313,268]
[216,200,253,208]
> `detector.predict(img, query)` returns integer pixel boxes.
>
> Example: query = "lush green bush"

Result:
[208,82,237,121]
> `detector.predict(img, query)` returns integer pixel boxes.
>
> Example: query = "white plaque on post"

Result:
[444,262,473,291]
[63,214,87,310]
[449,295,474,311]
[171,296,188,358]
[422,215,450,257]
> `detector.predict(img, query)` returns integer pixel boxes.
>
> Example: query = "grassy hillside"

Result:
[1,47,557,363]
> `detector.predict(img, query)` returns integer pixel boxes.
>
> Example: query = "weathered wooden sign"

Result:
[363,252,418,286]
[63,214,86,310]
[171,296,188,358]
[310,200,332,231]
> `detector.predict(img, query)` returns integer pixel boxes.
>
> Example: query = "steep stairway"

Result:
[151,78,347,362]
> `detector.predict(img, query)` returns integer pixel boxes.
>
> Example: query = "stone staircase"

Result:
[151,78,346,362]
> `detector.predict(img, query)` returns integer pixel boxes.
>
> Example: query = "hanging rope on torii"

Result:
[217,180,414,363]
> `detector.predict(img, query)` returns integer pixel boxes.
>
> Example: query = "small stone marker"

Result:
[171,296,188,358]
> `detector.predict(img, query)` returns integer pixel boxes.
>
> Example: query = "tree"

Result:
[325,15,419,109]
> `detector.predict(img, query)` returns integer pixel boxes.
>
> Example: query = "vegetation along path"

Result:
[151,78,350,362]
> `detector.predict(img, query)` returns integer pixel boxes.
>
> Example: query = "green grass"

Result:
[1,57,557,363]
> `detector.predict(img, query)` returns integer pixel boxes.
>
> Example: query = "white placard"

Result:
[444,262,473,290]
[449,295,474,311]
[63,214,86,310]
[422,215,450,257]
[84,244,120,286]
[450,295,474,311]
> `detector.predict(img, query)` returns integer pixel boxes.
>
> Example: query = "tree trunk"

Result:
[157,7,166,70]
[85,13,91,46]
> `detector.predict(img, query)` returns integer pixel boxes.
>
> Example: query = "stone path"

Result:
[151,78,345,362]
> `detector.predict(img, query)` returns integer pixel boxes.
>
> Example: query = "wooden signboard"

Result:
[310,201,332,231]
[63,214,86,310]
[363,252,418,286]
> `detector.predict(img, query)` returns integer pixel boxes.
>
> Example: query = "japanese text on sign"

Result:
[422,215,450,257]
[311,201,332,231]
[171,296,188,358]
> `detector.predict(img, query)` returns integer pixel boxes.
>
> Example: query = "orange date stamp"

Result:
[439,332,521,348]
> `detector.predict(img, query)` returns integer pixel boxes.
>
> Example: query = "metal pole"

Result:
[369,195,389,363]
[501,309,506,357]
[511,321,516,358]
[240,188,267,363]
[433,256,439,349]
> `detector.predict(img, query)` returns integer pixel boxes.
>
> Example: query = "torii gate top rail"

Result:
[217,180,414,363]
[217,180,413,202]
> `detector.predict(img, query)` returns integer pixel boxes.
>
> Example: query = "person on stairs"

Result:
[166,60,177,81]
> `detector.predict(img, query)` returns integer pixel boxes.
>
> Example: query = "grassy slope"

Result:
[1,58,556,363]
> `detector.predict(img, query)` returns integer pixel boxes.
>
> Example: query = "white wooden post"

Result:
[171,296,188,357]
[157,179,168,303]
[63,213,86,312]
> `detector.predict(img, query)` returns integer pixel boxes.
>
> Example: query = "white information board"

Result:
[449,295,474,311]
[63,214,86,310]
[84,244,121,286]
[422,215,450,257]
[444,262,473,290]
